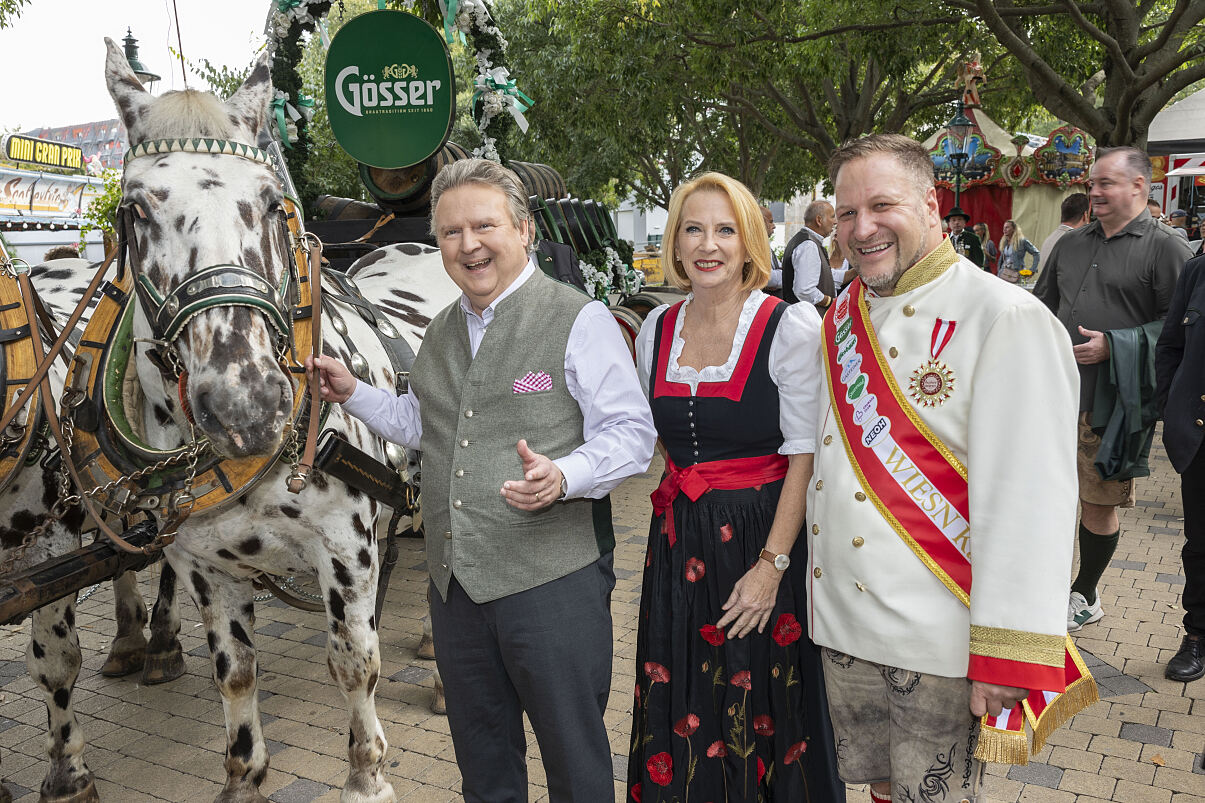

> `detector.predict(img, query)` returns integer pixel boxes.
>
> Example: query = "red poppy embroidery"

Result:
[630,782,642,802]
[644,661,670,684]
[634,683,641,702]
[720,523,734,543]
[674,713,700,738]
[706,740,727,758]
[757,756,766,784]
[730,670,751,690]
[685,557,706,582]
[647,751,673,786]
[753,715,775,736]
[772,613,803,647]
[784,741,808,764]
[699,624,725,646]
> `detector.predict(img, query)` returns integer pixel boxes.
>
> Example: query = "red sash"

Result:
[822,279,1096,764]
[651,453,788,547]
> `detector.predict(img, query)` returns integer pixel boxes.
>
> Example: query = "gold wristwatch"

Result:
[759,548,790,571]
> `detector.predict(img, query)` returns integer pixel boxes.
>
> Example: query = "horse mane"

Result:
[138,89,235,141]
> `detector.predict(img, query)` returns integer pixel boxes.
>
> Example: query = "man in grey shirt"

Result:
[1036,146,1192,633]
[1036,192,1089,277]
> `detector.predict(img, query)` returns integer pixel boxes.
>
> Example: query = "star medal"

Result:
[908,318,957,407]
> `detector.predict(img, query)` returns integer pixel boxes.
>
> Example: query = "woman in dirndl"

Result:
[627,172,842,802]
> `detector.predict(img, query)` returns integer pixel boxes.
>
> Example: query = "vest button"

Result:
[464,409,474,418]
[455,469,464,477]
[811,524,820,534]
[823,435,833,445]
[813,567,822,578]
[693,450,699,456]
[889,347,899,358]
[453,499,463,509]
[1197,419,1204,427]
[852,537,865,548]
[855,491,867,502]
[815,480,823,490]
[459,439,469,447]
[856,582,866,592]
[688,399,694,406]
[903,305,915,317]
[444,531,452,539]
[440,562,448,570]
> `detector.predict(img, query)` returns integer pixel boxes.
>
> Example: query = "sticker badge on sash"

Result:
[908,318,956,407]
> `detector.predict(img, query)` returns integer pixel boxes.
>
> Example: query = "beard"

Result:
[850,240,928,293]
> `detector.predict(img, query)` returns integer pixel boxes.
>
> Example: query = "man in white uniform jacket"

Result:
[807,134,1082,803]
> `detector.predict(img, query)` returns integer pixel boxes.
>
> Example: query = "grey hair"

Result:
[1096,146,1152,186]
[804,199,833,226]
[429,158,533,252]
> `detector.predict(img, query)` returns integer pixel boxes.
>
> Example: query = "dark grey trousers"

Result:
[429,554,616,803]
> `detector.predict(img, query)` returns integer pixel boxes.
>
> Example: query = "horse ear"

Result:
[224,50,273,143]
[104,36,154,143]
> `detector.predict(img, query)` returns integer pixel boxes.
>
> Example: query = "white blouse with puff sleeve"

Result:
[634,291,824,455]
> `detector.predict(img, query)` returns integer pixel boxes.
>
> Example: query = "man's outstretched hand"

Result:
[501,439,564,511]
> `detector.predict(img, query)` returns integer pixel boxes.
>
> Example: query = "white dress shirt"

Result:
[343,260,656,499]
[635,291,823,455]
[791,227,848,303]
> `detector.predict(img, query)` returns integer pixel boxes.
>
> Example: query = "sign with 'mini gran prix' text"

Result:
[324,10,455,169]
[3,134,84,171]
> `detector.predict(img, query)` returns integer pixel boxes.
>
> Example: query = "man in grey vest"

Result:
[308,159,656,801]
[781,198,846,312]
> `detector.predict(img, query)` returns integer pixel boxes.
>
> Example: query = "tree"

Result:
[0,0,29,29]
[504,0,1037,205]
[949,0,1205,147]
[499,0,829,207]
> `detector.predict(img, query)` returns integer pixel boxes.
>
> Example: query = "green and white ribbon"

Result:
[472,67,534,134]
[272,90,316,149]
[438,0,468,45]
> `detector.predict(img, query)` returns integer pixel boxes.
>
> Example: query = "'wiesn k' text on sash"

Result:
[822,279,1097,765]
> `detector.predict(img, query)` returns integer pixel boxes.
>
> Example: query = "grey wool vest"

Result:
[781,227,835,307]
[411,270,614,603]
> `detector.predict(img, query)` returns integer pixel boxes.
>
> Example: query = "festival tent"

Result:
[1148,89,1205,156]
[923,108,1093,261]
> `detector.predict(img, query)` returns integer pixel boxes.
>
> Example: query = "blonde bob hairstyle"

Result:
[660,173,772,293]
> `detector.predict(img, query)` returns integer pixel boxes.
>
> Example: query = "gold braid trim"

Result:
[893,239,959,295]
[1027,636,1100,755]
[974,724,1030,766]
[969,625,1065,667]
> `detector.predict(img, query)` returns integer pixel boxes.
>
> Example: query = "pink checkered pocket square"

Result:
[513,371,553,393]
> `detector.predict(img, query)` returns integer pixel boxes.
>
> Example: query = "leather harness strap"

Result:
[0,246,119,437]
[16,267,171,555]
[287,241,323,494]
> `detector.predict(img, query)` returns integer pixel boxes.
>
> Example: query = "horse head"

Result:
[104,38,295,459]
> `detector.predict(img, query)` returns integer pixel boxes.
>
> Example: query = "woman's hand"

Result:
[715,561,783,639]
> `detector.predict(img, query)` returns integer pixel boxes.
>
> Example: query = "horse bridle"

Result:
[119,138,323,495]
[120,139,300,369]
[0,138,326,556]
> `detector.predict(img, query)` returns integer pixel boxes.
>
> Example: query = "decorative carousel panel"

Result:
[1033,126,1093,189]
[931,132,1002,189]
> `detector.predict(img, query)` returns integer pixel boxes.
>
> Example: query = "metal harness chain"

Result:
[0,362,212,576]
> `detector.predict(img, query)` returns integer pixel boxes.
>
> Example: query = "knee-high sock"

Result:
[1072,522,1119,604]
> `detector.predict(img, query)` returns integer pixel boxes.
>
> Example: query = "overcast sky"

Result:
[0,0,269,131]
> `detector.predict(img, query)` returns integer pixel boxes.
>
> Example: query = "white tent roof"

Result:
[1148,89,1205,156]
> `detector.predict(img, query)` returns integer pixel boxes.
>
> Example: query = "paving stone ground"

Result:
[0,425,1200,802]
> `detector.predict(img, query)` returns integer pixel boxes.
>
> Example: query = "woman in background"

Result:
[975,222,998,274]
[998,219,1040,283]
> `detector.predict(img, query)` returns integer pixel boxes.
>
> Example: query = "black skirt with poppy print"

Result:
[627,479,843,803]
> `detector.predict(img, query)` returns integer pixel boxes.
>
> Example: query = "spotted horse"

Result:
[0,254,188,803]
[89,38,459,802]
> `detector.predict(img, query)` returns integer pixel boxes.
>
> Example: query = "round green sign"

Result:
[324,10,455,169]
